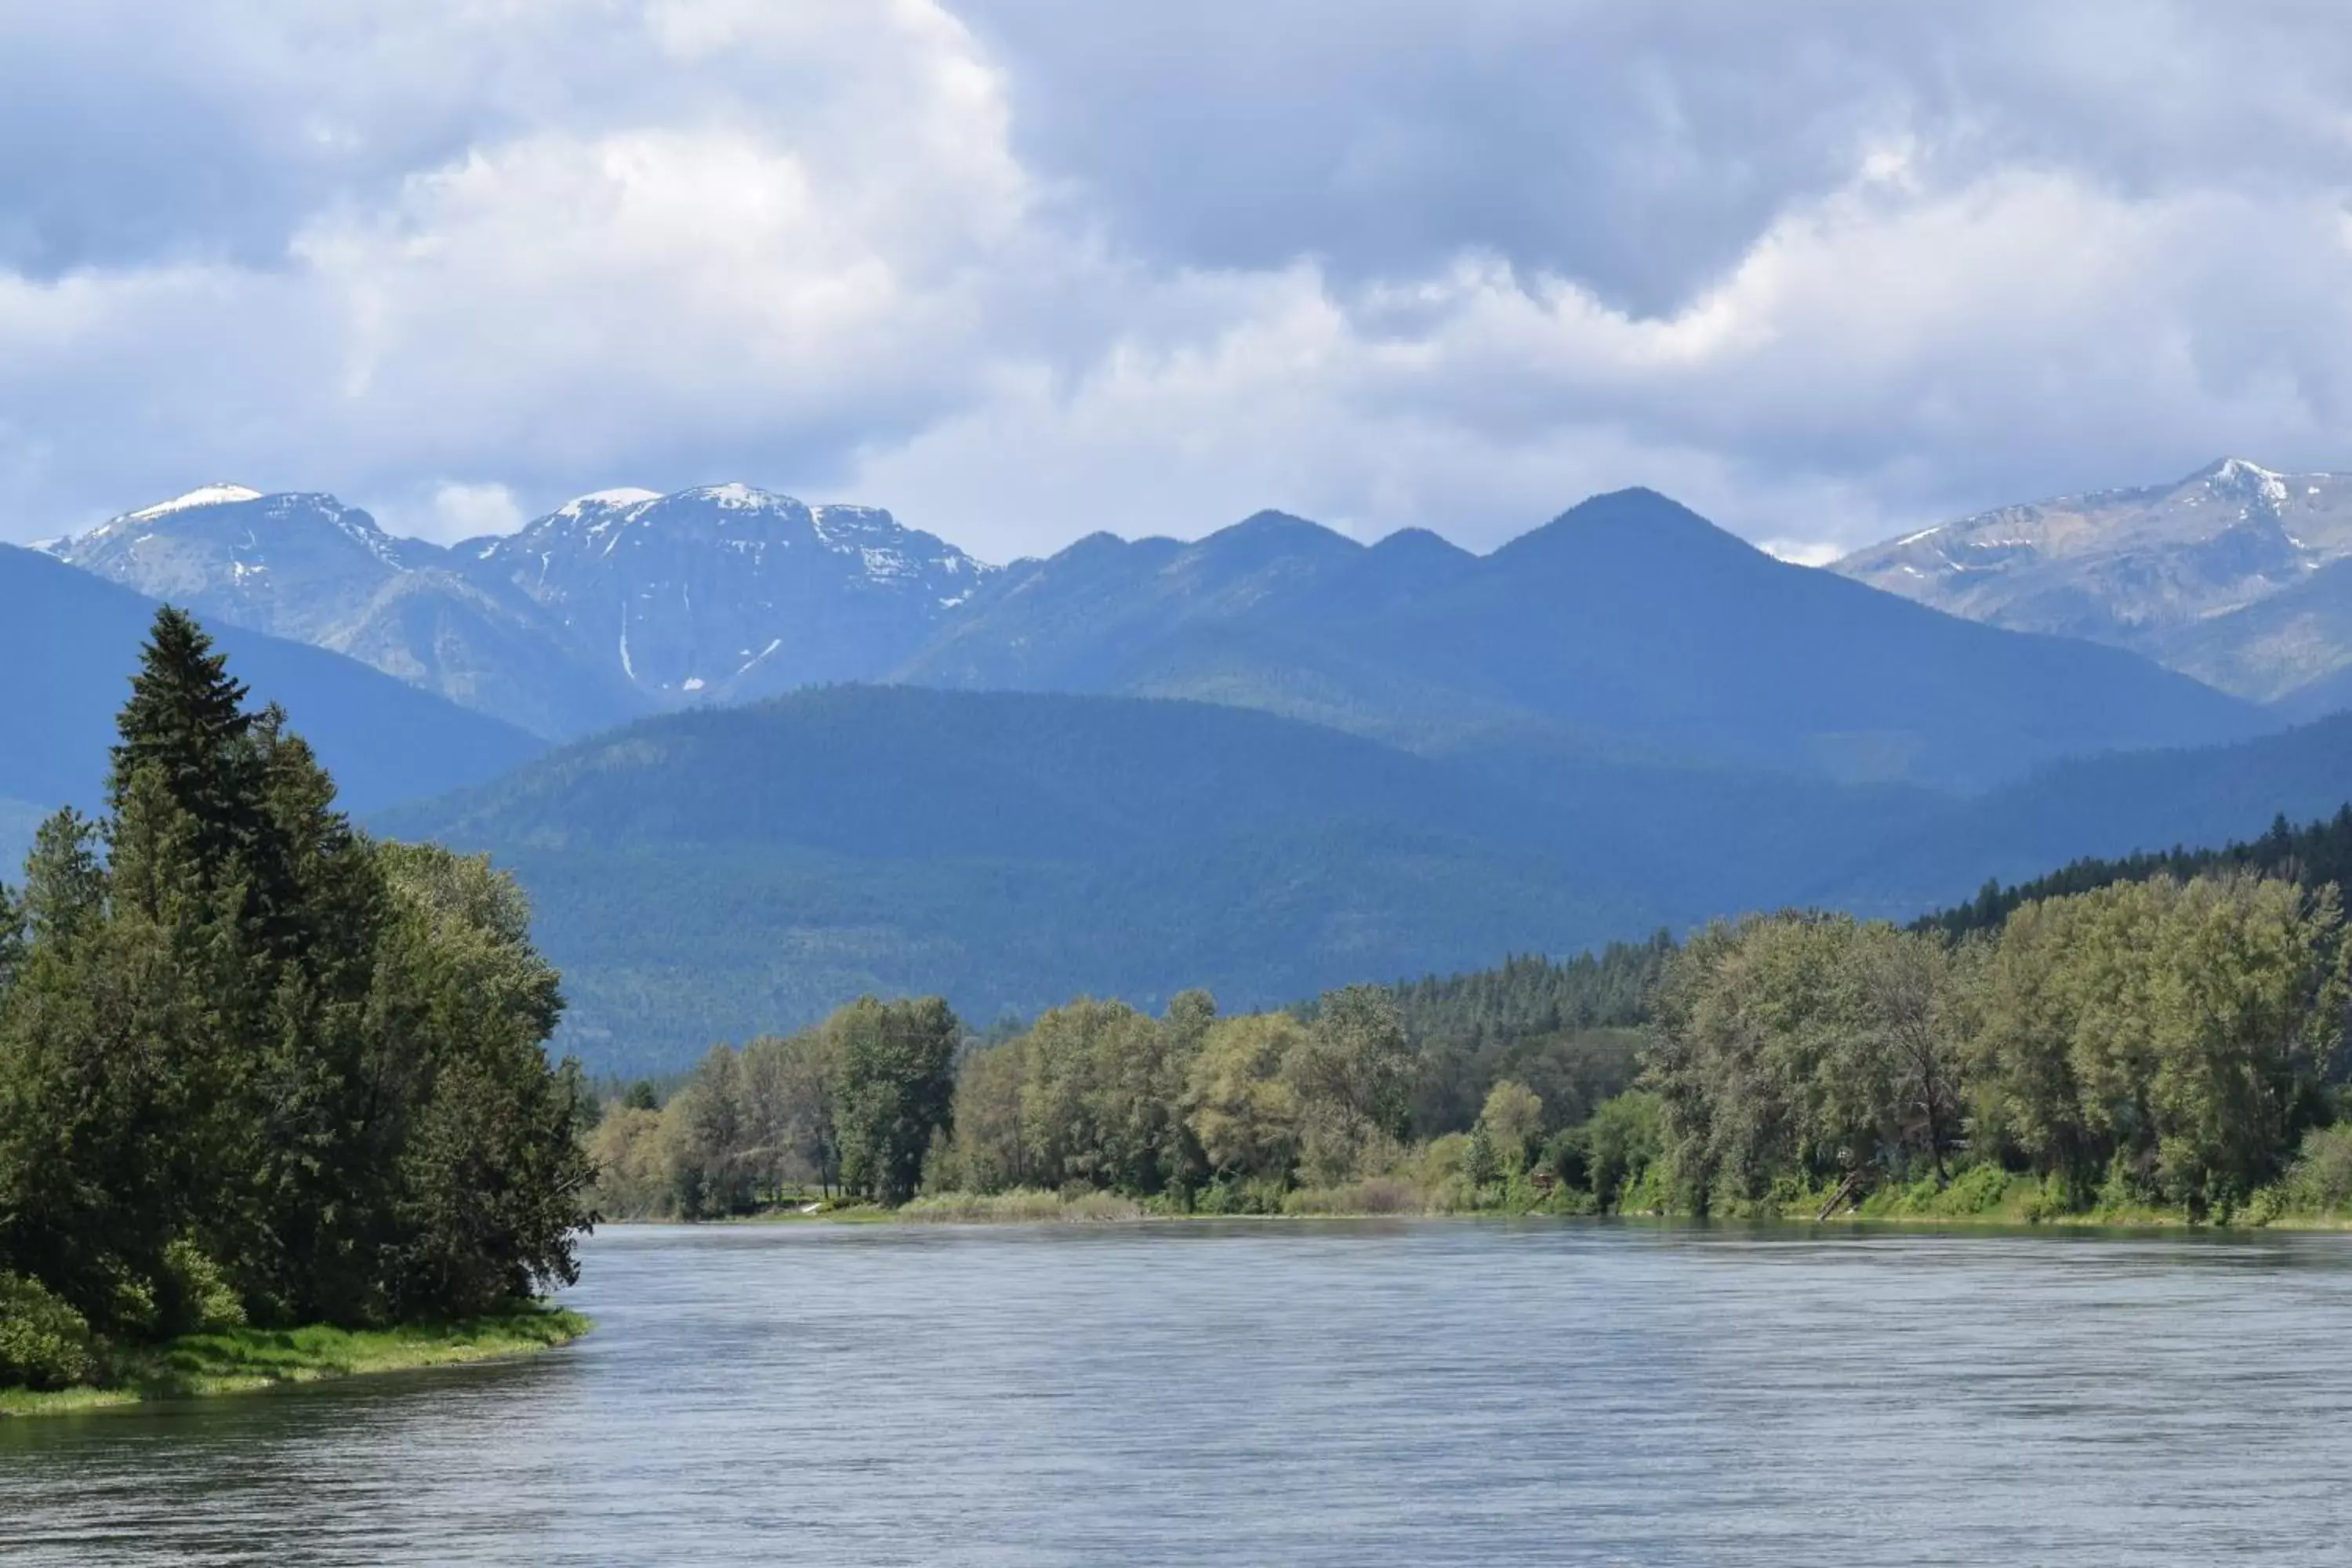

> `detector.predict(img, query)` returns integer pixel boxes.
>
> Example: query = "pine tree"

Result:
[17,810,103,951]
[107,606,260,883]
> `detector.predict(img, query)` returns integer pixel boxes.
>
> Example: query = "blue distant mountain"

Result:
[897,488,2268,789]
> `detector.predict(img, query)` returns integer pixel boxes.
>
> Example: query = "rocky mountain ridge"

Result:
[1835,457,2352,702]
[46,481,995,738]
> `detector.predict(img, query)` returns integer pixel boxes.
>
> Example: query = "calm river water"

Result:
[6,1220,2352,1564]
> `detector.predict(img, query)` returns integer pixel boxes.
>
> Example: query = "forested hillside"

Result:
[1817,708,2352,912]
[1918,807,2352,938]
[374,674,2352,1074]
[377,686,1671,1069]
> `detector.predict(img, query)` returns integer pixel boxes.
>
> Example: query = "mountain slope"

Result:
[2150,555,2352,706]
[903,489,2267,789]
[0,543,543,815]
[1835,457,2352,704]
[47,486,633,739]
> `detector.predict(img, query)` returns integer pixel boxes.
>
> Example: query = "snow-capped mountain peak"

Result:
[122,483,266,521]
[554,487,662,516]
[466,483,1000,702]
[2195,456,2291,507]
[1835,456,2352,700]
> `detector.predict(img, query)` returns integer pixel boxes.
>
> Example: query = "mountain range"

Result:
[39,480,2268,791]
[47,483,994,741]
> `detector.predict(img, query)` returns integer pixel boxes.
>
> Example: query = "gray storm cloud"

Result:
[1,0,2349,559]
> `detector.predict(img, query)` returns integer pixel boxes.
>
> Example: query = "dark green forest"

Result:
[1921,807,2352,938]
[0,612,594,1394]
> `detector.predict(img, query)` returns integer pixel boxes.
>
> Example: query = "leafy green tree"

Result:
[939,1037,1027,1194]
[1479,1080,1544,1171]
[1581,1091,1664,1210]
[1463,1120,1501,1194]
[1018,999,1199,1196]
[832,996,960,1205]
[372,843,594,1316]
[1287,985,1414,1183]
[0,880,24,997]
[665,1045,753,1218]
[1184,1012,1306,1183]
[742,1030,840,1198]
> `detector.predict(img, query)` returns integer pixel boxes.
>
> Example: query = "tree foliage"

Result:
[1651,876,2347,1218]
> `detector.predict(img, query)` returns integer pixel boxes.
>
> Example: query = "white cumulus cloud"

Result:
[1,0,2350,559]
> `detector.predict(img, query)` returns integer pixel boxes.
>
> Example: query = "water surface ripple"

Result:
[5,1220,2351,1565]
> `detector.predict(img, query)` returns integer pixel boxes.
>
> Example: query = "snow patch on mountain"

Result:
[123,484,264,521]
[554,488,662,520]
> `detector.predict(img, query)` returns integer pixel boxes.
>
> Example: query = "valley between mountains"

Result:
[10,460,2350,1071]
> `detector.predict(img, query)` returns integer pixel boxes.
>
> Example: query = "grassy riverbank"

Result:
[0,1305,590,1419]
[730,1173,2352,1232]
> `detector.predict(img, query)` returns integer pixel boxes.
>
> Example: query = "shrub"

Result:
[1280,1177,1426,1215]
[0,1272,96,1392]
[162,1241,246,1334]
[2283,1124,2352,1214]
[1194,1176,1288,1215]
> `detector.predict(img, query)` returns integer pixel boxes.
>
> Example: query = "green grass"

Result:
[0,1305,590,1419]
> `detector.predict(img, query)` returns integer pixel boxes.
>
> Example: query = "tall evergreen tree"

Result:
[107,607,260,883]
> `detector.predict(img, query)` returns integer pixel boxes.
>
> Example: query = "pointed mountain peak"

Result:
[1501,487,1760,564]
[2191,456,2281,484]
[1370,525,1473,562]
[121,483,265,521]
[2185,456,2291,511]
[1196,509,1359,557]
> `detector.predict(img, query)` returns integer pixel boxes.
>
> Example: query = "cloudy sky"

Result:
[3,0,2350,561]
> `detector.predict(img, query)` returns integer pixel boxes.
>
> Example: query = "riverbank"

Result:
[664,1171,2352,1233]
[0,1305,590,1418]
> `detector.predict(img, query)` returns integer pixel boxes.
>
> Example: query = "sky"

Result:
[3,1,2350,563]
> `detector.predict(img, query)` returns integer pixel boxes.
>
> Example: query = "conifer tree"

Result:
[107,608,261,883]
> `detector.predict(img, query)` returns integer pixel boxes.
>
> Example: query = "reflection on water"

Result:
[5,1220,2352,1565]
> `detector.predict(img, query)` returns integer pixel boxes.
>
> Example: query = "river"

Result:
[5,1220,2352,1564]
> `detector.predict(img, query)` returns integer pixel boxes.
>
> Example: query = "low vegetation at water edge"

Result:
[0,1305,590,1418]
